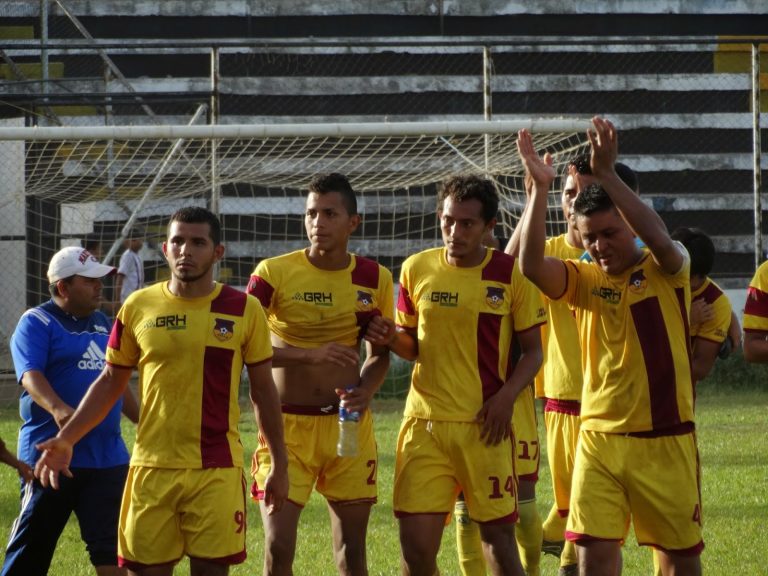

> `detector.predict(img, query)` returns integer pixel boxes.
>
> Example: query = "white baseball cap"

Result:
[47,246,116,283]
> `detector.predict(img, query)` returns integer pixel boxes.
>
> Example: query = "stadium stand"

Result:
[0,1,766,399]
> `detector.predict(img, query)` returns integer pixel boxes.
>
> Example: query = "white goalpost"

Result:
[0,118,592,395]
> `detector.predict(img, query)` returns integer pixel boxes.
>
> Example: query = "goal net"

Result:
[0,119,591,396]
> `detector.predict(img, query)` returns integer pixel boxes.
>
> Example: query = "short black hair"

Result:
[568,155,639,194]
[168,206,222,245]
[572,183,615,218]
[308,173,358,216]
[438,174,499,223]
[670,227,715,277]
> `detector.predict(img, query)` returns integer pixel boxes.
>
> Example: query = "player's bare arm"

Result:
[335,339,390,414]
[364,315,418,361]
[516,129,568,299]
[0,439,34,483]
[504,171,535,258]
[588,117,683,275]
[476,325,543,446]
[690,337,722,383]
[20,370,75,429]
[121,384,140,423]
[743,331,768,363]
[35,364,132,489]
[270,332,363,407]
[270,340,359,368]
[248,360,288,516]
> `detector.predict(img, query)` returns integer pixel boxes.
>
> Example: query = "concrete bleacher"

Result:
[0,1,767,330]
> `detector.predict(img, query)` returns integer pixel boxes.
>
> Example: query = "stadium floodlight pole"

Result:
[101,103,209,267]
[753,42,763,268]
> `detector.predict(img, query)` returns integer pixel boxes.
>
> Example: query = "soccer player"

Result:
[247,172,393,575]
[670,227,737,382]
[518,117,703,576]
[366,174,545,576]
[34,207,288,576]
[454,233,543,576]
[741,260,768,362]
[2,246,137,576]
[503,154,639,576]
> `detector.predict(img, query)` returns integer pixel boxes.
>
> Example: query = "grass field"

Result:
[0,383,766,575]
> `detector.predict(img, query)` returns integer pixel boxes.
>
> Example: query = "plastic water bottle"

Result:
[337,404,360,457]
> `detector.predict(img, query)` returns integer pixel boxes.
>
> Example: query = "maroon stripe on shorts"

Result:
[544,398,581,415]
[281,403,339,415]
[630,296,681,430]
[201,346,235,468]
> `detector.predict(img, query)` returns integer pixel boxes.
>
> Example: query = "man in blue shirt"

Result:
[2,246,138,576]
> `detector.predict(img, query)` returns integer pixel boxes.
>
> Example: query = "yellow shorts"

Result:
[544,398,581,516]
[118,466,247,569]
[251,407,377,507]
[567,429,704,554]
[513,385,540,482]
[394,417,517,524]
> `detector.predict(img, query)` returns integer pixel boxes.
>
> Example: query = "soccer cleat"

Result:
[558,564,578,576]
[541,539,565,558]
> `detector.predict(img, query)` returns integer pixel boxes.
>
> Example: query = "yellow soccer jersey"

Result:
[743,260,768,333]
[559,248,695,434]
[537,234,585,401]
[397,247,546,422]
[247,249,394,348]
[107,282,272,469]
[691,277,731,343]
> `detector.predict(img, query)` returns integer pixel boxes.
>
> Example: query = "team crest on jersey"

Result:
[213,318,235,341]
[628,269,647,294]
[356,290,375,312]
[485,287,504,309]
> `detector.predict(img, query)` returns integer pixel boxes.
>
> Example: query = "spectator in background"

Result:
[114,229,144,305]
[2,246,138,576]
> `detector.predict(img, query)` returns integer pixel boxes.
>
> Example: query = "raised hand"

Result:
[587,116,619,178]
[516,128,556,189]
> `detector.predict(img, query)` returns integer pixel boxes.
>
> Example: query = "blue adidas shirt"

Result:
[10,300,130,468]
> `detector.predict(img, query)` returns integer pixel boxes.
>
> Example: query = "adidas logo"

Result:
[77,340,106,371]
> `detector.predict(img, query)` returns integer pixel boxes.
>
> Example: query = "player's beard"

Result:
[172,262,212,284]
